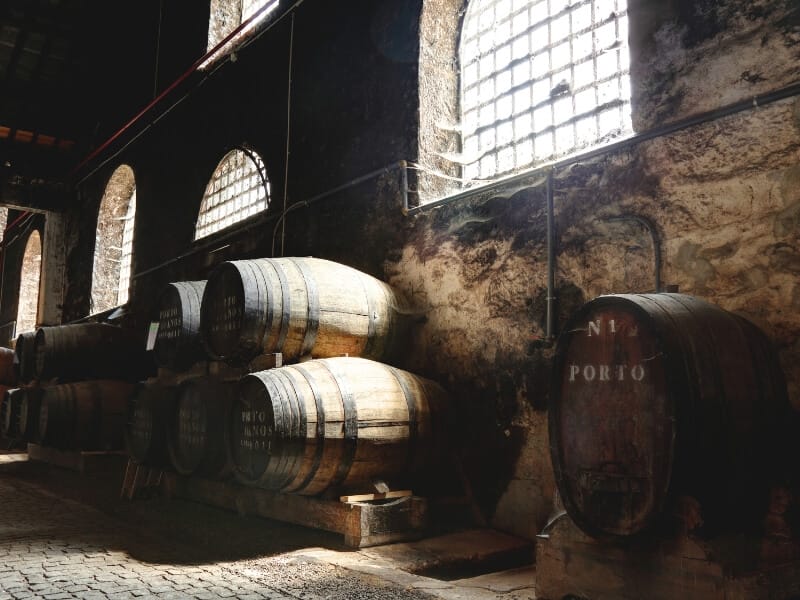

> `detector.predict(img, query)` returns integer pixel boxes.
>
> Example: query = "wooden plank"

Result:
[26,443,126,473]
[163,474,427,548]
[345,496,428,548]
[340,490,412,503]
[248,353,282,372]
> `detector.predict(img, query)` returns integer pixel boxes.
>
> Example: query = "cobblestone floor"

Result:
[0,459,436,600]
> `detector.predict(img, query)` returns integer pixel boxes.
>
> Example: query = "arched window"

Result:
[16,230,41,334]
[0,208,8,243]
[460,0,632,181]
[195,148,271,240]
[206,0,280,58]
[91,165,136,314]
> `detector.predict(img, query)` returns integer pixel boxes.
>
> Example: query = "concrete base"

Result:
[535,514,800,600]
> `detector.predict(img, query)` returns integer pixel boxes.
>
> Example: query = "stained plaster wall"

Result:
[15,0,800,542]
[394,0,800,539]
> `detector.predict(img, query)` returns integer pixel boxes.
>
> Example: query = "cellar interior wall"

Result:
[2,0,797,540]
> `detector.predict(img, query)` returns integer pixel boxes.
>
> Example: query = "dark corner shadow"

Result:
[0,458,348,566]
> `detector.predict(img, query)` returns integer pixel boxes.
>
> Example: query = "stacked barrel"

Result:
[0,347,20,448]
[128,257,448,497]
[126,281,208,470]
[1,324,152,452]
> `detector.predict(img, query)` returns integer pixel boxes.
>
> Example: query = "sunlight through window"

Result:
[461,0,632,181]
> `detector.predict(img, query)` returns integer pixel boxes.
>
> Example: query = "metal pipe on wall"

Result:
[409,81,800,216]
[605,215,662,293]
[545,170,556,342]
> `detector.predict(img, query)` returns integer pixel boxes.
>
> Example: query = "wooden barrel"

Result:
[229,356,448,495]
[34,323,154,382]
[0,386,19,440]
[0,347,17,386]
[200,257,409,365]
[38,380,134,450]
[13,332,36,383]
[153,281,207,371]
[166,377,234,478]
[549,293,792,539]
[126,382,175,467]
[17,386,43,443]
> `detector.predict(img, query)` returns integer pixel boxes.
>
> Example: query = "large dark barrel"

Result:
[0,347,17,386]
[549,293,791,539]
[200,257,409,365]
[35,323,154,382]
[126,382,176,467]
[153,281,207,371]
[38,380,134,450]
[13,332,36,383]
[166,377,234,478]
[230,356,448,495]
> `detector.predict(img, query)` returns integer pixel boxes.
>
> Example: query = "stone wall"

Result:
[397,0,800,538]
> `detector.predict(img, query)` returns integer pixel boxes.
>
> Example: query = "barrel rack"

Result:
[163,474,427,548]
[122,355,432,549]
[27,443,127,472]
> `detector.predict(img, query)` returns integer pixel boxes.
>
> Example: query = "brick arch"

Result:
[91,164,136,314]
[16,230,41,334]
[194,148,271,240]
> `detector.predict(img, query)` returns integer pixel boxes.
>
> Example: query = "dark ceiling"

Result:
[0,0,208,209]
[0,0,93,192]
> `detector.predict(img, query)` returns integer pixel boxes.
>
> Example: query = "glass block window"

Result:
[195,149,271,240]
[460,0,632,181]
[206,0,280,57]
[91,165,136,314]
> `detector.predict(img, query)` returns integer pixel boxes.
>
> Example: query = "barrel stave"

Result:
[14,332,36,384]
[201,257,408,365]
[35,324,152,382]
[37,381,134,450]
[154,281,207,371]
[126,382,176,466]
[167,377,234,478]
[0,347,17,386]
[17,387,42,442]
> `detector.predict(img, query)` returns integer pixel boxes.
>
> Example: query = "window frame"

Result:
[193,145,273,243]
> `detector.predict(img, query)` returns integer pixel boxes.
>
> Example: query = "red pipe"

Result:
[5,211,31,234]
[72,1,280,176]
